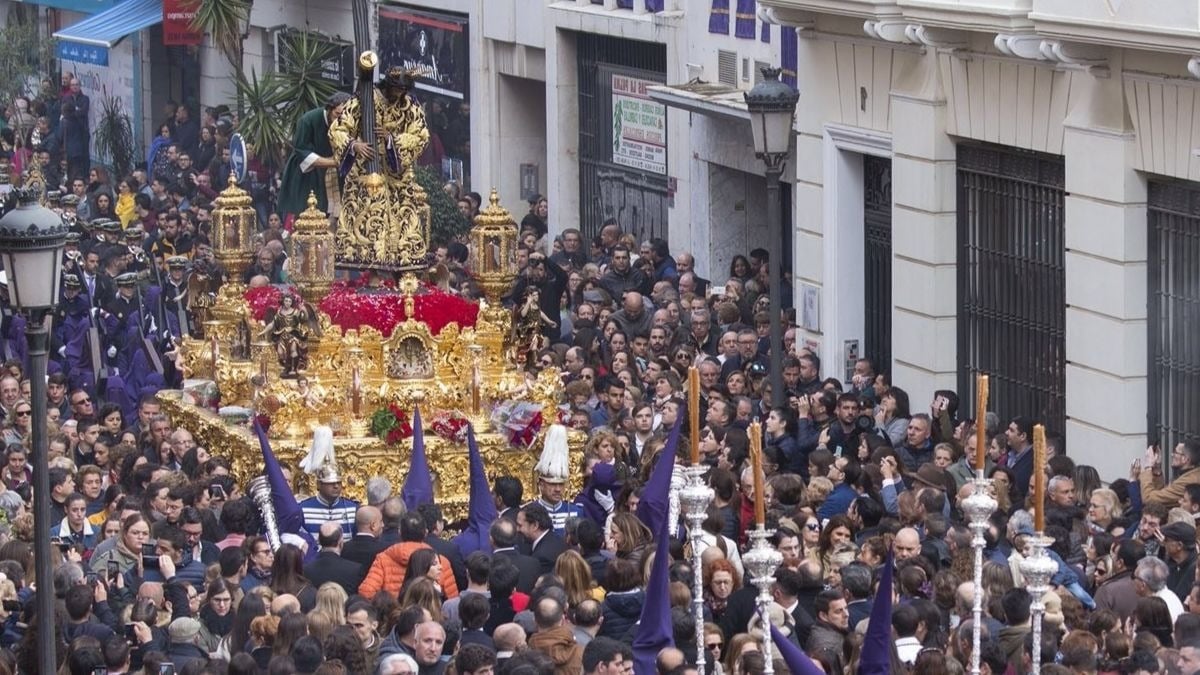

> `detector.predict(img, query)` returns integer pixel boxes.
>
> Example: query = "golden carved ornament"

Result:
[290,192,336,306]
[469,189,519,305]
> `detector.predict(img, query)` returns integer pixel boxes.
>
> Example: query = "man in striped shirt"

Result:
[299,464,359,541]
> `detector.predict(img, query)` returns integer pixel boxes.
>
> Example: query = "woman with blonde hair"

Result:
[555,549,603,605]
[314,582,348,625]
[607,511,654,569]
[399,578,444,622]
[723,633,760,675]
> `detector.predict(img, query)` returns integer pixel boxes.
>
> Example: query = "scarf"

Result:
[201,604,234,637]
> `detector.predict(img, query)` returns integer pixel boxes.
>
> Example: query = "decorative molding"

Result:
[863,18,914,44]
[1187,56,1200,81]
[1039,39,1108,71]
[904,24,968,50]
[761,5,816,30]
[994,32,1050,61]
[825,122,893,157]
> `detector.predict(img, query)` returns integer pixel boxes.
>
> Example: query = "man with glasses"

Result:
[1139,441,1200,508]
[178,506,218,566]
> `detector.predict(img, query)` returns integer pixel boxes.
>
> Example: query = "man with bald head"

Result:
[894,528,922,561]
[493,622,527,670]
[304,520,364,595]
[342,505,386,569]
[271,593,301,616]
[610,290,653,338]
[676,251,709,297]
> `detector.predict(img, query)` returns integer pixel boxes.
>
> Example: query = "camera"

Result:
[209,484,226,500]
[853,413,875,433]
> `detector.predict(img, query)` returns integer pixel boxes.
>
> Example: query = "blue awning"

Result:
[53,0,162,49]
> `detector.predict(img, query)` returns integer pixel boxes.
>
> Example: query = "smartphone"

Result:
[124,623,138,643]
[91,668,107,675]
[209,484,226,500]
[142,542,160,569]
[159,664,176,675]
[85,572,98,586]
[107,560,119,584]
[2,600,20,612]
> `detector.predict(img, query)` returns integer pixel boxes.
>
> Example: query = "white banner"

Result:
[611,73,667,175]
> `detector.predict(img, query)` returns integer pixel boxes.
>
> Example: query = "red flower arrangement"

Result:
[317,278,479,337]
[429,410,470,444]
[370,404,413,445]
[244,285,284,322]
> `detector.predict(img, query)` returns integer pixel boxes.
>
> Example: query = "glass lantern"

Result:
[290,192,336,306]
[469,190,518,305]
[212,174,256,282]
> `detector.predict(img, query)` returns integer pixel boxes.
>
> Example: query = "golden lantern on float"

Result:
[289,192,336,307]
[211,174,256,282]
[469,189,519,306]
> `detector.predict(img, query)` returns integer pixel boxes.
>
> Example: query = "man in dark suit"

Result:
[490,518,540,594]
[340,505,386,570]
[305,521,364,595]
[1004,415,1036,503]
[418,503,468,593]
[494,476,523,524]
[518,503,566,576]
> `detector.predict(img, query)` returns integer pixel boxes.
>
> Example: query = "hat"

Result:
[535,424,570,484]
[62,273,81,289]
[114,272,138,287]
[100,220,122,234]
[911,464,949,492]
[326,91,352,108]
[64,232,81,244]
[168,617,202,643]
[1161,521,1196,543]
[125,226,144,240]
[379,66,414,90]
[45,190,61,203]
[60,194,79,207]
[302,426,341,483]
[166,255,189,270]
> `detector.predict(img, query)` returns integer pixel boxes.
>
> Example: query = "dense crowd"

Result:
[4,77,1200,675]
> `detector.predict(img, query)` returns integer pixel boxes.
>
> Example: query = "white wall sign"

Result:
[611,73,667,175]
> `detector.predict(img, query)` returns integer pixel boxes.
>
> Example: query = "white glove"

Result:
[148,316,157,334]
[106,346,117,358]
[595,489,615,513]
[57,346,66,357]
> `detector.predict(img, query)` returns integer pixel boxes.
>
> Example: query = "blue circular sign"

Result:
[229,133,248,183]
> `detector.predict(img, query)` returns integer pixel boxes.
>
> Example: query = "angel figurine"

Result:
[511,287,556,370]
[264,294,310,377]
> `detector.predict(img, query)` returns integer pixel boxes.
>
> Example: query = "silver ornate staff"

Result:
[742,526,783,675]
[1019,534,1057,675]
[248,475,282,551]
[680,464,714,670]
[961,474,997,675]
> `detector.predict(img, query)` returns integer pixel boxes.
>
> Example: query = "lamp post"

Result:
[744,68,799,408]
[0,188,68,675]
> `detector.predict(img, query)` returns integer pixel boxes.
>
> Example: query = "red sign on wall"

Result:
[163,0,202,46]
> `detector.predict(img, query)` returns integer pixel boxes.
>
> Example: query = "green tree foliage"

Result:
[0,19,55,107]
[415,165,470,245]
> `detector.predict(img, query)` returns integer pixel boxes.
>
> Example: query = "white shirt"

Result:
[1158,587,1185,622]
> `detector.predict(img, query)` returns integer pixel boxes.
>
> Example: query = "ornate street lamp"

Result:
[290,192,336,307]
[469,189,519,306]
[0,188,68,675]
[744,67,800,409]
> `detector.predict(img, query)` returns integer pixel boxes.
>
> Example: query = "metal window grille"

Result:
[577,33,670,242]
[863,154,893,375]
[1148,180,1200,449]
[956,143,1066,430]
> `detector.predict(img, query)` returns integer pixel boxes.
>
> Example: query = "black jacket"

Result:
[529,531,567,576]
[341,533,387,570]
[304,549,364,596]
[493,548,540,595]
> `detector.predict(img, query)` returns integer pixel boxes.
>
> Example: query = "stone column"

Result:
[1062,73,1147,481]
[888,53,959,405]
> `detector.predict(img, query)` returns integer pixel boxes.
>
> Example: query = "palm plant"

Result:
[93,89,136,178]
[275,31,341,129]
[234,70,290,171]
[187,0,252,112]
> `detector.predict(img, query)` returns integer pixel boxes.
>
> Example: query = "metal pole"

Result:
[962,473,997,675]
[765,160,786,408]
[680,465,714,672]
[27,315,55,674]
